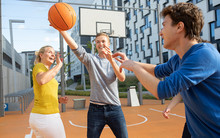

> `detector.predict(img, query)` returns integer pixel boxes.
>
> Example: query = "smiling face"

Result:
[95,34,110,54]
[40,47,55,66]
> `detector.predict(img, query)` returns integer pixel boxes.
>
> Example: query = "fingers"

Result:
[56,52,61,60]
[119,66,122,73]
[104,47,112,55]
[115,57,123,63]
[162,108,170,119]
[56,52,64,62]
[112,52,123,58]
[163,112,169,119]
[60,96,68,104]
[112,52,128,60]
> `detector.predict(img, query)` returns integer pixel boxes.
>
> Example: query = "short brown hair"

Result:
[161,2,204,41]
[95,33,110,42]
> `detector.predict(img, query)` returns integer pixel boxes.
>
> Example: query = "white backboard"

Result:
[79,7,126,38]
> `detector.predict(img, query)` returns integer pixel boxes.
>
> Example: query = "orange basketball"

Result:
[48,2,76,31]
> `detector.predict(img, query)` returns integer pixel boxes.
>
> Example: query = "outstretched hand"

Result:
[112,52,135,72]
[56,52,63,67]
[103,47,113,61]
[59,96,68,104]
[162,108,170,119]
[112,52,128,63]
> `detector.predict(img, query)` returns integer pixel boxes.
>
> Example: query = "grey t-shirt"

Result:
[73,46,121,106]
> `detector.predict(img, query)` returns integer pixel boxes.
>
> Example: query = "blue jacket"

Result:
[155,43,220,138]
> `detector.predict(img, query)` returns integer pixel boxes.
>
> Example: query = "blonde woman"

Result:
[29,46,68,138]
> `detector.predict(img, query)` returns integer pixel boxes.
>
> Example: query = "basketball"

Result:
[48,2,76,31]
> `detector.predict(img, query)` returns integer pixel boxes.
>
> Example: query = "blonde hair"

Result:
[34,45,53,65]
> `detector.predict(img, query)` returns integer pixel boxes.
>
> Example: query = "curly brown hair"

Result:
[161,2,204,41]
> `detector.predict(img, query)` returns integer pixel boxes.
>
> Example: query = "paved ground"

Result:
[0,96,186,138]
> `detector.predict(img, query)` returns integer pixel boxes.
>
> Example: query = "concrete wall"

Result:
[3,65,31,97]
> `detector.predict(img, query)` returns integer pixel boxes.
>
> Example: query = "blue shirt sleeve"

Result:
[155,55,178,78]
[157,44,218,99]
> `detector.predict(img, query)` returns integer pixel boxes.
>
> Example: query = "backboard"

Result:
[79,7,126,38]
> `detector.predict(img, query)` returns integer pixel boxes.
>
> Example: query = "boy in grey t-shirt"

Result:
[59,31,128,138]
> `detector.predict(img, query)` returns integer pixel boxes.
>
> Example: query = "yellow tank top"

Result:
[31,63,59,114]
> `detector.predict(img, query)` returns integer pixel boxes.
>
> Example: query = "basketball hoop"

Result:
[100,29,112,36]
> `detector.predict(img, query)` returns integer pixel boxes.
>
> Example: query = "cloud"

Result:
[44,36,59,42]
[18,24,25,29]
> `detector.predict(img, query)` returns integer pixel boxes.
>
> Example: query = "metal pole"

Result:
[157,4,165,104]
[81,63,86,91]
[20,0,156,11]
[9,19,25,93]
[138,82,143,105]
[59,33,66,112]
[26,53,31,87]
[91,39,95,54]
[112,0,117,53]
[9,20,16,93]
[58,0,66,112]
[0,0,5,117]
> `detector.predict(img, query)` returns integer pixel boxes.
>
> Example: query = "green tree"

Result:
[86,41,98,53]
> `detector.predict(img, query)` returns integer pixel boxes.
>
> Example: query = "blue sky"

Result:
[2,0,93,53]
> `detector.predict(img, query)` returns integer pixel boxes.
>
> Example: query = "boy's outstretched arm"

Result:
[163,93,182,119]
[112,52,159,99]
[59,31,78,50]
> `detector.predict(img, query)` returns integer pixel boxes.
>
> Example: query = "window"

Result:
[210,22,215,42]
[126,49,129,55]
[208,0,213,11]
[135,28,138,34]
[188,0,197,4]
[155,10,158,24]
[3,53,12,65]
[105,0,107,9]
[117,0,122,11]
[109,0,112,6]
[141,26,145,33]
[146,0,150,7]
[134,9,137,15]
[146,57,150,63]
[118,38,124,49]
[145,16,149,28]
[101,0,104,9]
[129,50,132,56]
[140,5,143,12]
[149,43,152,49]
[196,0,203,3]
[142,45,145,51]
[216,9,220,27]
[15,62,21,70]
[126,12,131,20]
[135,45,139,53]
[163,52,168,63]
[156,41,159,56]
[126,28,131,38]
[124,0,130,4]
